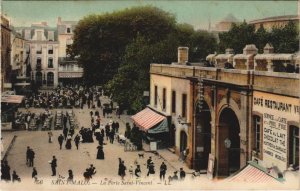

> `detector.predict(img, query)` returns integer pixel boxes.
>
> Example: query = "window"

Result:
[48,31,54,41]
[289,126,299,168]
[48,58,53,68]
[154,86,158,106]
[182,94,187,118]
[48,45,53,54]
[47,72,54,86]
[67,27,71,33]
[172,90,176,113]
[36,58,42,70]
[162,88,166,110]
[253,116,261,153]
[36,44,42,54]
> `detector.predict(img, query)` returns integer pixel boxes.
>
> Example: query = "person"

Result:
[90,111,93,117]
[63,128,68,140]
[115,122,119,133]
[28,148,35,167]
[12,171,21,182]
[50,156,57,176]
[96,145,104,159]
[58,134,64,150]
[135,165,141,178]
[172,171,178,181]
[160,162,167,181]
[48,131,53,143]
[179,168,186,181]
[147,157,152,169]
[1,160,11,181]
[88,164,96,177]
[74,134,80,150]
[119,161,126,180]
[129,165,133,178]
[65,134,72,150]
[147,162,155,176]
[83,168,91,181]
[109,129,115,144]
[26,146,31,166]
[32,167,38,180]
[67,169,73,183]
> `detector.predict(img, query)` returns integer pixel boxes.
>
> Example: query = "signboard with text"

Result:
[253,91,299,171]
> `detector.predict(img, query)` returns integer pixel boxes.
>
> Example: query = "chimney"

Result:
[243,44,258,55]
[57,17,62,25]
[178,47,189,65]
[263,43,274,54]
[225,48,234,54]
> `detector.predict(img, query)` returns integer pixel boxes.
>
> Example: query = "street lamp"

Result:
[224,138,231,176]
[177,115,191,126]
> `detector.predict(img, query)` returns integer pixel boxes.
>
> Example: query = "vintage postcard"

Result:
[1,0,299,190]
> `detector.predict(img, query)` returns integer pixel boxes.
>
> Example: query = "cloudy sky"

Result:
[2,0,298,30]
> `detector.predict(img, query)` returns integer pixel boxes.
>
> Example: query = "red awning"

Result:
[131,107,166,131]
[1,95,24,104]
[227,165,279,184]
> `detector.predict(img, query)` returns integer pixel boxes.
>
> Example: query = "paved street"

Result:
[0,96,293,190]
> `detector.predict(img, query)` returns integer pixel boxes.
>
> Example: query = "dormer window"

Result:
[67,27,71,33]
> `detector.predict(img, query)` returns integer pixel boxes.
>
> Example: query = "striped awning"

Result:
[131,107,166,131]
[227,165,279,184]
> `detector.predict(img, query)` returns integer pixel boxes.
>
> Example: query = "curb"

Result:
[2,135,17,161]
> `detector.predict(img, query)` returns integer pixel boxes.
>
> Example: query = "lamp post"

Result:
[224,138,231,176]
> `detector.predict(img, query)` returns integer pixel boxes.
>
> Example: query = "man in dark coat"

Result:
[179,168,186,180]
[32,167,38,180]
[26,146,31,166]
[28,149,35,167]
[74,134,80,150]
[58,134,64,150]
[159,162,167,181]
[115,122,120,133]
[50,156,57,176]
[63,128,68,140]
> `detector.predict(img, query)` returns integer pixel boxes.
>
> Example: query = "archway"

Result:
[47,72,54,86]
[36,72,42,86]
[180,131,187,152]
[195,101,211,170]
[218,107,240,176]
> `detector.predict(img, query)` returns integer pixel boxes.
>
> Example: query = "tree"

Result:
[70,6,176,85]
[255,24,270,53]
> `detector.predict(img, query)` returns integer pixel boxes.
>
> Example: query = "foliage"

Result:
[218,21,299,53]
[130,124,143,150]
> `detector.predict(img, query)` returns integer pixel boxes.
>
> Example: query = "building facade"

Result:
[1,15,12,91]
[150,45,299,178]
[57,17,83,86]
[249,15,299,31]
[16,22,59,88]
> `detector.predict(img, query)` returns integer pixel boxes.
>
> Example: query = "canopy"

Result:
[227,164,281,184]
[148,118,169,134]
[131,107,166,132]
[1,95,24,104]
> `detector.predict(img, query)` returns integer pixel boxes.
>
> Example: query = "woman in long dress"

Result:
[65,135,72,149]
[96,145,104,159]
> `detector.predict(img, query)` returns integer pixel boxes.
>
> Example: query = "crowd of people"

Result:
[23,86,103,110]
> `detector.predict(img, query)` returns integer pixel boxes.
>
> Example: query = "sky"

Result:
[1,0,298,30]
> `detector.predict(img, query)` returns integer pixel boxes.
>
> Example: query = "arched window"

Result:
[35,72,42,86]
[47,72,54,86]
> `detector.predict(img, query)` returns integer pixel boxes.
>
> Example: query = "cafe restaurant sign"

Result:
[253,91,299,171]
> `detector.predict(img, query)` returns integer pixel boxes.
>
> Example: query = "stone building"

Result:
[16,22,59,88]
[1,15,12,91]
[249,15,299,31]
[57,17,83,86]
[214,14,241,32]
[149,45,299,179]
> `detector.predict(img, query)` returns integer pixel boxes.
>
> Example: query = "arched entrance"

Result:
[47,72,54,86]
[36,72,42,86]
[180,131,187,152]
[218,107,240,176]
[195,101,211,170]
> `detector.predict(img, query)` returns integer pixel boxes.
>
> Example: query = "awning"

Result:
[1,95,24,104]
[227,164,280,184]
[131,107,166,132]
[148,118,169,134]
